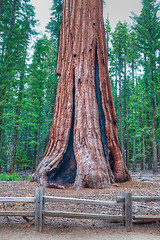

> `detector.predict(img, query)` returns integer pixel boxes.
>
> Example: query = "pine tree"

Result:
[46,0,62,54]
[26,36,58,172]
[111,21,130,159]
[131,0,160,173]
[0,0,37,172]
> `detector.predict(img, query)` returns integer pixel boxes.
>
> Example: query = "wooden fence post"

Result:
[122,192,125,226]
[124,192,133,232]
[35,188,45,232]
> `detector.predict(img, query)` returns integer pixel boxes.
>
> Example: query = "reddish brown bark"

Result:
[31,0,131,189]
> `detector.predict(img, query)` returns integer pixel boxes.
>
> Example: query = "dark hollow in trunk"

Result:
[47,74,77,187]
[94,46,114,173]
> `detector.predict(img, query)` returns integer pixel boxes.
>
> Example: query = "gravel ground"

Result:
[0,172,160,239]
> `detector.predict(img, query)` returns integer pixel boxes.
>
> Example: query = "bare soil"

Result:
[0,171,160,239]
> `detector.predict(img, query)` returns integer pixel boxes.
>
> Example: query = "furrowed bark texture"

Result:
[31,0,131,189]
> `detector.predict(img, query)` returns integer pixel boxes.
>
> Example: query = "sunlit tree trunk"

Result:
[11,68,24,172]
[118,57,124,157]
[150,70,158,174]
[1,0,17,172]
[31,0,131,189]
[141,99,146,170]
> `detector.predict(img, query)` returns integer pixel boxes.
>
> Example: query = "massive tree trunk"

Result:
[31,0,131,189]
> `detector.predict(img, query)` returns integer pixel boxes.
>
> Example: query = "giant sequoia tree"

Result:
[31,0,131,189]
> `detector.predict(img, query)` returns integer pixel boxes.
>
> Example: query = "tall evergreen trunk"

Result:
[127,125,130,169]
[126,73,130,169]
[133,134,136,171]
[114,64,118,110]
[141,100,146,170]
[0,0,2,17]
[123,60,127,166]
[36,97,42,167]
[118,56,124,156]
[1,0,17,172]
[132,103,136,172]
[10,0,17,36]
[0,88,5,172]
[0,128,4,172]
[142,131,145,170]
[31,0,130,189]
[149,53,158,173]
[143,54,151,170]
[150,74,158,173]
[57,0,62,52]
[33,131,38,172]
[11,63,25,172]
[131,58,136,172]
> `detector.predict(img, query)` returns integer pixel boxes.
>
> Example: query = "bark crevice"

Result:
[47,72,77,187]
[94,45,114,173]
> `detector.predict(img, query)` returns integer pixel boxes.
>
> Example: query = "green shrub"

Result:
[0,172,23,181]
[0,172,9,181]
[25,175,31,180]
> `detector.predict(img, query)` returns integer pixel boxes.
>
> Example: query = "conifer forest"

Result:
[0,0,159,176]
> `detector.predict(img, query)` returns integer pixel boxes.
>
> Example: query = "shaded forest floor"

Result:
[0,171,160,239]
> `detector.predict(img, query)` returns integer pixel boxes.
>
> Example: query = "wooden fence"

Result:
[0,188,160,232]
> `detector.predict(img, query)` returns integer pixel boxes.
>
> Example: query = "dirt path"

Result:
[0,224,160,240]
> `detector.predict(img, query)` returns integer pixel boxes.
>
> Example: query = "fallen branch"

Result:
[23,216,32,222]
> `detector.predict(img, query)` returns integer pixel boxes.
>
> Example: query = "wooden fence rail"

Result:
[117,196,160,203]
[117,195,160,224]
[0,196,36,218]
[0,197,36,203]
[0,188,160,232]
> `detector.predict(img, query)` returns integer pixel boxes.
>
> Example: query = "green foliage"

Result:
[0,0,59,173]
[0,172,23,181]
[0,0,38,172]
[25,175,31,180]
[46,0,62,52]
[105,2,160,171]
[105,17,111,56]
[131,0,160,57]
[25,35,58,170]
